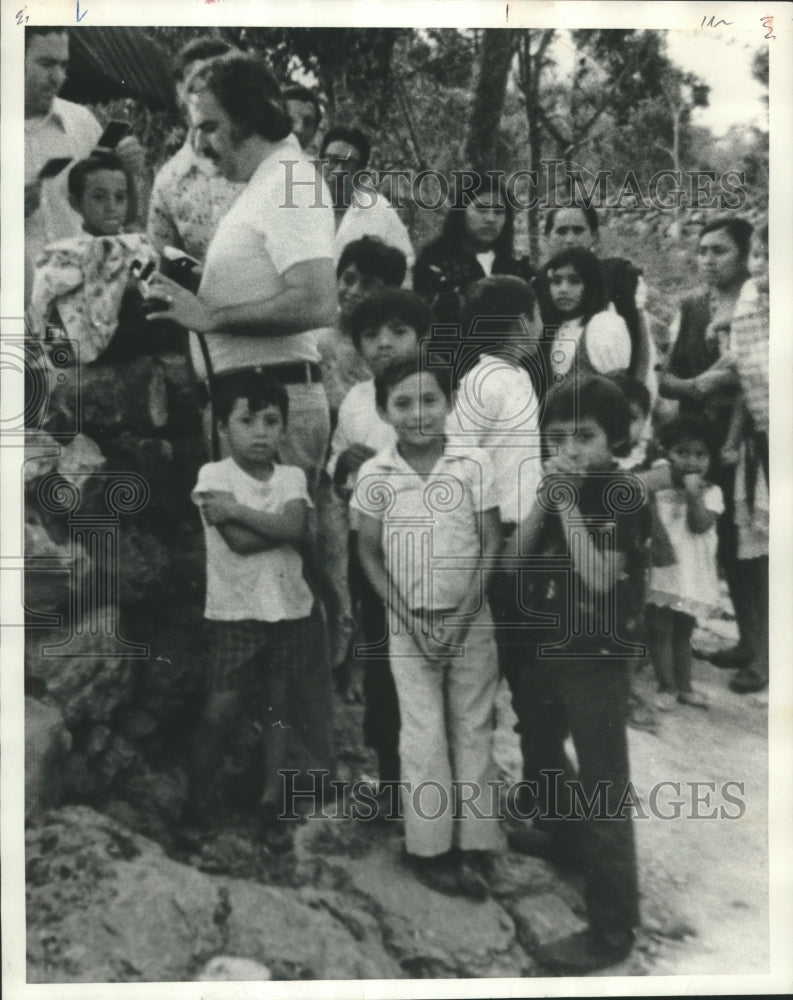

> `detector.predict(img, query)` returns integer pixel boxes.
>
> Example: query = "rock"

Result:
[226,877,403,980]
[25,698,72,822]
[26,806,404,983]
[24,433,61,482]
[195,956,271,981]
[116,763,189,828]
[28,622,137,728]
[117,524,171,607]
[56,433,105,482]
[295,820,529,978]
[488,852,559,899]
[24,518,72,616]
[509,892,587,952]
[26,806,224,983]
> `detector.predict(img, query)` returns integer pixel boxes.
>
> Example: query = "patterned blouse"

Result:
[146,142,244,263]
[28,233,159,363]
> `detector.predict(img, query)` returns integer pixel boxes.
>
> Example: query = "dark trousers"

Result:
[521,654,640,936]
[348,533,401,783]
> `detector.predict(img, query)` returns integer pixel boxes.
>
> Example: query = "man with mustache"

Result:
[146,37,244,264]
[145,54,336,493]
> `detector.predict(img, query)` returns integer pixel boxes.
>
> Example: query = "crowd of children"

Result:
[26,143,770,972]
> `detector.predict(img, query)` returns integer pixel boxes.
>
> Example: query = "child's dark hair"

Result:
[349,288,433,351]
[213,370,289,426]
[68,152,134,220]
[543,374,631,453]
[337,236,406,288]
[536,247,606,325]
[610,373,651,418]
[460,275,535,339]
[374,357,453,412]
[657,413,715,457]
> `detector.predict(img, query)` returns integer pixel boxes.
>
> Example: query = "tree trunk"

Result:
[465,29,517,173]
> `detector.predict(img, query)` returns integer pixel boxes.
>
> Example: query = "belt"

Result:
[213,362,322,385]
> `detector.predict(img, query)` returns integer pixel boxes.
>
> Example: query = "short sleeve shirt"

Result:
[333,189,415,279]
[146,142,243,262]
[350,443,497,610]
[193,135,335,375]
[193,459,314,622]
[447,354,543,525]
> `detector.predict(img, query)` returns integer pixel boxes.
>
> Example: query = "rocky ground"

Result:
[25,609,769,985]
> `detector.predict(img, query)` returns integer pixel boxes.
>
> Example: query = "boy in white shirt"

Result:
[190,371,332,832]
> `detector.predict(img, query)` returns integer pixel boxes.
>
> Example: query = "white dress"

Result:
[648,484,724,619]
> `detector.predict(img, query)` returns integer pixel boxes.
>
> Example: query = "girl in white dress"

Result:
[646,414,723,710]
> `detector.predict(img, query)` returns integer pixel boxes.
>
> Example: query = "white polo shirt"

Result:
[351,443,496,611]
[194,134,335,376]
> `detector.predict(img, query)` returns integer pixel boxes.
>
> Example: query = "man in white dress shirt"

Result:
[319,126,414,281]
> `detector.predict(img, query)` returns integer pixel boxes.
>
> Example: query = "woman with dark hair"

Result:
[413,174,533,324]
[659,216,755,677]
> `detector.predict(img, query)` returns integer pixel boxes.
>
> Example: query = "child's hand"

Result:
[197,490,239,525]
[336,444,377,482]
[682,473,705,496]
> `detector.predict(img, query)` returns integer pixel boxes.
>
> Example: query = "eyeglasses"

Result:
[323,154,362,168]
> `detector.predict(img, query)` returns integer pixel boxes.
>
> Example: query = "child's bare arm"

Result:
[198,490,306,554]
[562,503,624,594]
[357,514,435,660]
[683,476,718,534]
[441,507,501,650]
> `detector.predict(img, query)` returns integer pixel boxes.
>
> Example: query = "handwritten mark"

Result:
[701,15,733,29]
[16,7,30,24]
[506,3,509,23]
[761,15,776,39]
[76,0,87,22]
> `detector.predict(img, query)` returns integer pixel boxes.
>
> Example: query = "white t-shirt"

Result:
[333,189,415,282]
[476,250,496,276]
[447,354,543,525]
[193,458,314,622]
[326,379,396,481]
[194,135,335,375]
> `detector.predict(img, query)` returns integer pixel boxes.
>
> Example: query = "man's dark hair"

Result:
[283,84,322,125]
[337,237,406,288]
[188,54,291,142]
[657,413,716,457]
[609,373,651,418]
[25,26,67,51]
[320,126,371,170]
[544,202,600,238]
[699,216,754,261]
[67,152,134,223]
[374,357,453,411]
[213,370,289,426]
[349,288,433,351]
[536,246,607,325]
[543,374,631,452]
[438,172,516,261]
[460,275,535,339]
[174,37,234,82]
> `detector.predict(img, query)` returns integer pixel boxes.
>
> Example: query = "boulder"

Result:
[26,806,404,983]
[195,956,271,981]
[28,620,137,727]
[25,698,72,823]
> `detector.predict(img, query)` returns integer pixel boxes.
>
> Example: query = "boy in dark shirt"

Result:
[513,374,651,972]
